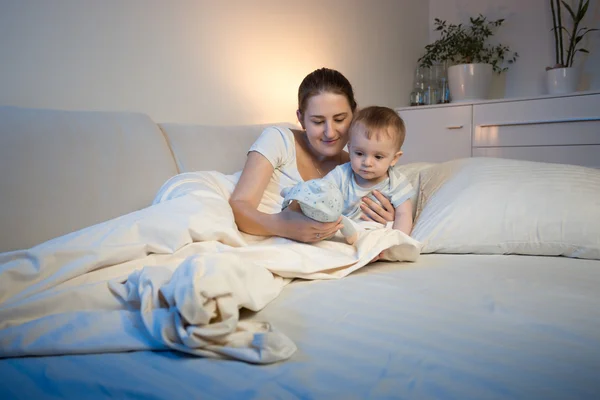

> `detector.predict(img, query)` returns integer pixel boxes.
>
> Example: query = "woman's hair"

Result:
[350,106,406,150]
[297,68,358,116]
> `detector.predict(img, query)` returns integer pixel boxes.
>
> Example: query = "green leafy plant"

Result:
[549,0,598,69]
[418,15,519,73]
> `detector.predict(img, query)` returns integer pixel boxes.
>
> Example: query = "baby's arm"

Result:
[392,200,413,236]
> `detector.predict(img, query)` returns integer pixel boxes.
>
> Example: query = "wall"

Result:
[0,0,428,124]
[428,0,600,99]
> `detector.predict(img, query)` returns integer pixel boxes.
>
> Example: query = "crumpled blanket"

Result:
[0,171,422,364]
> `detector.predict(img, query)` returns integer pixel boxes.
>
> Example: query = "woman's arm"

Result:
[229,152,342,242]
[229,152,280,236]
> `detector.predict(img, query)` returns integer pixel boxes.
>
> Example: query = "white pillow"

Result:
[395,162,434,219]
[411,157,600,260]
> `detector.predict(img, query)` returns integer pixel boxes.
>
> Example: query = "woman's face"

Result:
[299,92,353,159]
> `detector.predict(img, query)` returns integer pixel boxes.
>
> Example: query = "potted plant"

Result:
[547,0,598,94]
[418,15,518,102]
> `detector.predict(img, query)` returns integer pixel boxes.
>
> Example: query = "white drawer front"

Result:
[398,105,472,164]
[473,145,600,169]
[473,93,600,127]
[473,93,600,147]
[473,119,600,147]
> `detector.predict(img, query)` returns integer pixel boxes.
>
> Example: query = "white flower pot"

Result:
[546,67,580,95]
[447,63,493,102]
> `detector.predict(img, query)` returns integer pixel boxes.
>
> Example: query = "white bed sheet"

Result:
[1,253,599,399]
[0,171,420,364]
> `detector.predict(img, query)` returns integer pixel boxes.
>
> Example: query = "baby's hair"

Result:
[349,106,406,150]
[297,68,358,116]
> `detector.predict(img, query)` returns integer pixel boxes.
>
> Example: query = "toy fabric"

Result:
[281,179,358,244]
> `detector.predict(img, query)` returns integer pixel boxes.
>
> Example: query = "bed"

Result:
[1,253,599,399]
[1,108,599,399]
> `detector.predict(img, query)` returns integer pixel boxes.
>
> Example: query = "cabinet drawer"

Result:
[473,93,600,147]
[473,145,600,169]
[398,105,472,163]
[473,119,600,147]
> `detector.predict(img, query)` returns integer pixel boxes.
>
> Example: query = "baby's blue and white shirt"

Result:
[322,162,414,222]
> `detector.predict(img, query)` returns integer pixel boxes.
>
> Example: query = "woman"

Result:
[230,68,395,244]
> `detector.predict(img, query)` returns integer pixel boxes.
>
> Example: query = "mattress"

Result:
[1,254,599,399]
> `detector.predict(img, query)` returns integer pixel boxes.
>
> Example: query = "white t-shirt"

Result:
[322,162,414,222]
[248,126,303,214]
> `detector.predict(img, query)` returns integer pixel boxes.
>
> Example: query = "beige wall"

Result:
[0,0,429,124]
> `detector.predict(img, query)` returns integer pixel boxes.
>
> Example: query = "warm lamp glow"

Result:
[475,125,499,146]
[216,24,333,124]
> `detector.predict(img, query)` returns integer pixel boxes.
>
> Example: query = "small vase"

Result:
[447,63,493,102]
[546,67,580,95]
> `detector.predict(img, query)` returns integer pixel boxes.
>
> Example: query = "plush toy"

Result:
[281,179,358,245]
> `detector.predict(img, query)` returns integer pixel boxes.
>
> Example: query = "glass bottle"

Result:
[424,66,439,105]
[409,65,426,106]
[433,62,451,103]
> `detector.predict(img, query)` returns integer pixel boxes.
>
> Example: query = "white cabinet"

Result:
[397,105,472,164]
[472,93,600,168]
[397,91,600,168]
[472,145,600,168]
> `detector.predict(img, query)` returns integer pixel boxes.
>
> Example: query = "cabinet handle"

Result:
[446,125,463,130]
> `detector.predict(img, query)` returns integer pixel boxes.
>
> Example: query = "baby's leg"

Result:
[340,216,358,245]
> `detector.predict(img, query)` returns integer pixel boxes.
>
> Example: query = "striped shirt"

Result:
[322,162,414,222]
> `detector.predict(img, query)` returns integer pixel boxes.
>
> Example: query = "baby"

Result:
[322,106,414,235]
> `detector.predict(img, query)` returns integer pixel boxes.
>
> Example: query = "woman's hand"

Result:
[280,206,343,243]
[359,190,395,224]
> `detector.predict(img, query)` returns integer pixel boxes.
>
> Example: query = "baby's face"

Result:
[348,127,402,185]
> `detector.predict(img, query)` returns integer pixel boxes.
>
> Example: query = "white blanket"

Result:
[0,171,421,364]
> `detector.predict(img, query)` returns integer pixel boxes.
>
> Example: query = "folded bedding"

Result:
[0,171,421,364]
